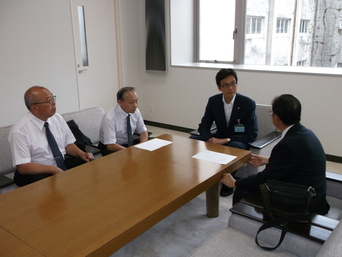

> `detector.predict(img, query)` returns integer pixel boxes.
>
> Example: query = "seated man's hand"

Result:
[249,154,269,167]
[208,137,227,145]
[81,152,94,162]
[220,173,236,188]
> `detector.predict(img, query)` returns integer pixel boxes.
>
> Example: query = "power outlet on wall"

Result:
[150,104,154,112]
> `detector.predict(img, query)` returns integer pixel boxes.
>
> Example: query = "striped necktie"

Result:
[44,122,66,170]
[127,114,133,147]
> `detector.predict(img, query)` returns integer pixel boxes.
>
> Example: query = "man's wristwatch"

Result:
[227,138,230,142]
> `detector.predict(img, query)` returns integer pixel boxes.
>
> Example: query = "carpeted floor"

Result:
[110,192,233,257]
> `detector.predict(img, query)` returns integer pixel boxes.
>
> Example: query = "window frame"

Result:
[170,0,342,76]
[246,16,263,35]
[297,60,307,66]
[276,18,290,34]
[299,20,309,34]
[195,0,246,64]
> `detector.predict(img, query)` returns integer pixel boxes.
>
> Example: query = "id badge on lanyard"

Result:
[234,119,245,132]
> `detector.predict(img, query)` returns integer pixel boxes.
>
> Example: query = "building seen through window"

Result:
[246,17,263,34]
[276,19,290,34]
[198,0,342,68]
[299,20,309,33]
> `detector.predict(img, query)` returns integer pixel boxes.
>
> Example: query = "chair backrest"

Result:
[0,125,15,175]
[255,104,277,140]
[62,106,105,145]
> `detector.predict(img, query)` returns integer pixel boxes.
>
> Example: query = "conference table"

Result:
[0,134,250,256]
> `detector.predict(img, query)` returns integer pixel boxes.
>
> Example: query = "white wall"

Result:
[119,0,342,157]
[0,0,119,127]
[0,0,341,158]
[0,0,79,126]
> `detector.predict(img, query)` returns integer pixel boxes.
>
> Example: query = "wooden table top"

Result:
[0,134,250,256]
[0,226,44,257]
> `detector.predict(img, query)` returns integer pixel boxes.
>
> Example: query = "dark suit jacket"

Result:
[198,93,258,145]
[235,123,330,215]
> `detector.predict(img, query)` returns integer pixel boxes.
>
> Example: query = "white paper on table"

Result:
[134,138,173,151]
[192,150,237,165]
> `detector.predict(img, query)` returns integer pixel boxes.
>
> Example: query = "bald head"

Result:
[24,86,48,110]
[24,86,57,121]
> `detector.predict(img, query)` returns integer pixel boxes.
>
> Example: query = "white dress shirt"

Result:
[99,104,147,145]
[9,112,75,167]
[222,94,236,126]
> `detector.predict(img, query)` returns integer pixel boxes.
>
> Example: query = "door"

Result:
[71,0,120,111]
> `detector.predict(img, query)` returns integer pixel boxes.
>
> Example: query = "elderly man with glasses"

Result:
[196,68,258,197]
[98,87,148,156]
[9,86,94,187]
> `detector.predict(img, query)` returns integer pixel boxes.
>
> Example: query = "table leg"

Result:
[206,182,219,218]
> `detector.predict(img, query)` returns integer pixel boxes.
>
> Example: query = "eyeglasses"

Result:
[269,108,273,115]
[220,81,237,88]
[32,95,56,106]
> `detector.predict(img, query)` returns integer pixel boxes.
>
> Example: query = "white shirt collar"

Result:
[281,124,294,139]
[28,111,46,131]
[117,104,130,118]
[222,93,236,106]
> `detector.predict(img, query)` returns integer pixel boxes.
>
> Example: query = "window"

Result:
[246,17,263,34]
[171,0,342,68]
[276,19,290,34]
[299,20,308,33]
[198,0,235,62]
[297,60,307,66]
[77,6,89,66]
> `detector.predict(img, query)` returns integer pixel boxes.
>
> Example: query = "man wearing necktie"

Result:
[9,86,94,187]
[195,69,258,197]
[98,87,148,156]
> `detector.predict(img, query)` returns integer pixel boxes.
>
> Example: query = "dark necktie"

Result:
[126,114,133,147]
[44,122,66,170]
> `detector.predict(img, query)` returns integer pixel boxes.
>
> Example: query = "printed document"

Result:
[134,138,172,151]
[192,150,236,165]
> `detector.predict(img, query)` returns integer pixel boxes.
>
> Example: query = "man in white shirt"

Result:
[98,87,148,156]
[9,86,94,187]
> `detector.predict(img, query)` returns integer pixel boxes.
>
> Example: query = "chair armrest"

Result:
[189,124,217,136]
[326,171,342,183]
[133,131,154,144]
[85,145,101,155]
[249,131,281,149]
[189,130,200,136]
[0,174,14,189]
[326,171,342,200]
[134,131,153,137]
[240,195,339,231]
[230,201,334,243]
[189,128,217,136]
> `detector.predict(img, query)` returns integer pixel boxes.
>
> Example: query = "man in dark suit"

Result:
[197,68,258,196]
[221,94,330,215]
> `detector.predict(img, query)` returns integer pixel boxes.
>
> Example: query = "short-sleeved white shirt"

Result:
[9,112,75,167]
[99,104,147,145]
